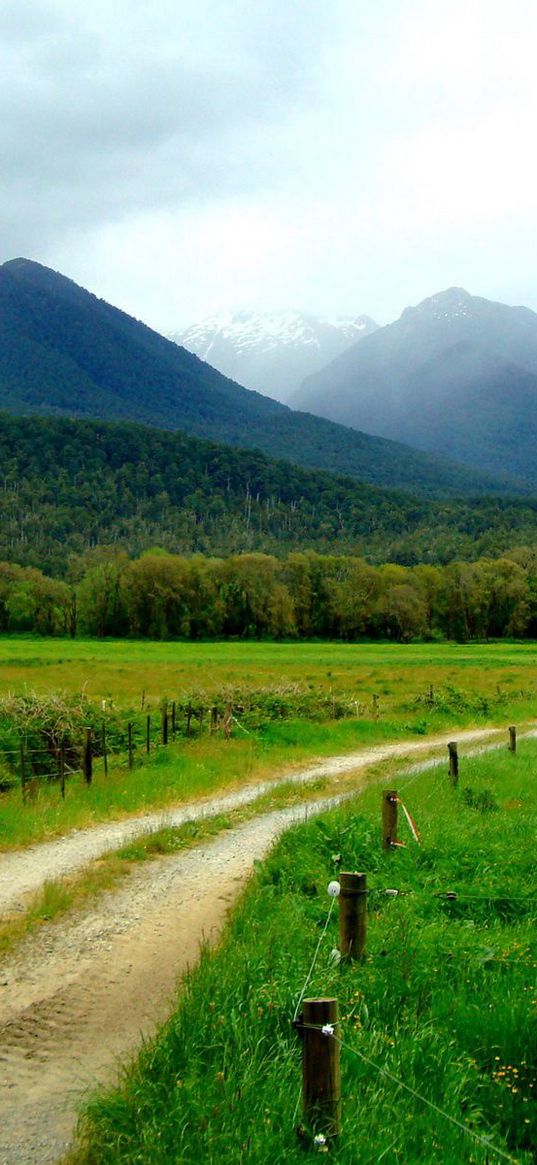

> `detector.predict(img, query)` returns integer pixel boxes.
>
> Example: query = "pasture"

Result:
[1,636,537,709]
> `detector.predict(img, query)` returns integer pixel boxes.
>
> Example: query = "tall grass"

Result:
[71,741,537,1164]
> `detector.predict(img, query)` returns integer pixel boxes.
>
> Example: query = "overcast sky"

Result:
[2,0,537,332]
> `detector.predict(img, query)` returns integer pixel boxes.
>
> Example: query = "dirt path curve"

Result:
[0,724,528,1164]
[0,726,509,917]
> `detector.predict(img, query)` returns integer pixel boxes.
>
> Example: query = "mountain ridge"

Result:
[0,258,520,497]
[293,287,537,484]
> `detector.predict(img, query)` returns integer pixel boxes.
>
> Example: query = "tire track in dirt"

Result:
[0,797,354,1165]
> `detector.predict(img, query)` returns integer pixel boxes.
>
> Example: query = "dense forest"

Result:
[1,547,535,643]
[2,415,537,576]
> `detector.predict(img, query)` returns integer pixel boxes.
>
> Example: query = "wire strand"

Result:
[331,1033,521,1165]
[292,897,336,1023]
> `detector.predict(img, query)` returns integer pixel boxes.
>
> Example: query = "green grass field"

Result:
[70,739,537,1165]
[1,636,537,709]
[1,636,537,851]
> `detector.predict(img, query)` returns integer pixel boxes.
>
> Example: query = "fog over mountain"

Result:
[171,311,378,402]
[293,288,537,484]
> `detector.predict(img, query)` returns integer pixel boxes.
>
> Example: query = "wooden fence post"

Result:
[372,694,379,720]
[302,997,341,1139]
[508,726,517,753]
[172,701,176,738]
[83,728,93,785]
[20,739,26,804]
[162,702,168,745]
[339,872,367,959]
[60,739,66,800]
[146,714,151,754]
[128,722,134,770]
[382,789,398,850]
[447,741,459,785]
[101,722,108,776]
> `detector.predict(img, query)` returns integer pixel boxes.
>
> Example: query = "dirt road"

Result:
[0,726,520,1163]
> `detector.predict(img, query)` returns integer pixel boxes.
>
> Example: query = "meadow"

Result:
[2,636,537,709]
[1,636,537,849]
[70,739,537,1165]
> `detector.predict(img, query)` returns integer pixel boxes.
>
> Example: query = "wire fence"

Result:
[290,732,537,1161]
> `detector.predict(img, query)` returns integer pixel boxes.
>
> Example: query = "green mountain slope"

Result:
[1,413,537,575]
[0,259,522,497]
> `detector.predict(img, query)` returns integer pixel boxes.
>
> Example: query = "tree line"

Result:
[0,547,535,643]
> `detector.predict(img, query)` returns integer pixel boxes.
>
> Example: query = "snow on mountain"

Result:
[170,310,378,402]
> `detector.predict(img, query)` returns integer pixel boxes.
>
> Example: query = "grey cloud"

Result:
[0,0,334,256]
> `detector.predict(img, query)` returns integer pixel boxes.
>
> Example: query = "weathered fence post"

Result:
[382,789,398,850]
[60,739,66,800]
[172,701,176,738]
[146,714,151,754]
[447,741,459,785]
[372,694,379,720]
[339,871,367,959]
[223,703,232,740]
[20,739,26,804]
[128,722,134,770]
[101,722,108,776]
[302,997,341,1139]
[83,728,93,785]
[162,701,168,746]
[508,726,517,753]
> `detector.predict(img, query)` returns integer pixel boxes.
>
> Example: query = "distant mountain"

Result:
[0,259,518,497]
[293,288,537,485]
[172,310,378,402]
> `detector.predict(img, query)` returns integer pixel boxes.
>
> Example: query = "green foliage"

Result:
[461,785,499,812]
[0,690,129,779]
[0,541,537,643]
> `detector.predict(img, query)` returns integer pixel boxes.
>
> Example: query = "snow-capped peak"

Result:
[170,309,378,403]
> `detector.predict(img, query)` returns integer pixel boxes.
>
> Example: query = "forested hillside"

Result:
[0,259,521,496]
[1,415,537,575]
